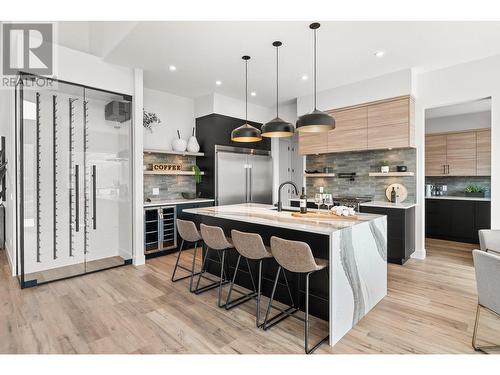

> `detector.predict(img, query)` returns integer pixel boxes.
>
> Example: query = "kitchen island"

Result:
[184,203,387,346]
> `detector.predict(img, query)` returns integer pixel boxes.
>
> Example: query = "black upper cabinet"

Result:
[425,198,490,244]
[195,113,271,198]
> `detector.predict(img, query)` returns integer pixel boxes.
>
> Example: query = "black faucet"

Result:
[277,181,299,212]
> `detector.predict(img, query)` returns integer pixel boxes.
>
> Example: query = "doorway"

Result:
[424,98,491,248]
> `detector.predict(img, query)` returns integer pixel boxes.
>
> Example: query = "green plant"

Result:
[464,184,486,193]
[192,164,202,184]
[143,109,161,132]
[381,160,390,167]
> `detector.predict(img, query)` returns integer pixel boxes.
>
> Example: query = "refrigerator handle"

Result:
[92,165,97,230]
[75,164,79,232]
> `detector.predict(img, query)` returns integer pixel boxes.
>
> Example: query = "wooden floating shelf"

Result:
[143,149,205,157]
[369,172,415,177]
[144,171,205,176]
[304,173,336,178]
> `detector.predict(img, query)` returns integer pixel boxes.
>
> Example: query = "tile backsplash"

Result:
[306,148,417,202]
[425,176,491,197]
[143,153,197,201]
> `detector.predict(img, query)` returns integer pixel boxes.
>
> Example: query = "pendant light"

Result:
[296,23,335,133]
[231,55,262,142]
[261,41,295,138]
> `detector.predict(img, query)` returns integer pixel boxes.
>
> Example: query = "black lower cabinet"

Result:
[425,198,491,244]
[359,205,415,265]
[425,198,490,244]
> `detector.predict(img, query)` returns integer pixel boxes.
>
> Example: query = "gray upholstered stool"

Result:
[172,219,202,292]
[225,229,274,327]
[194,223,233,307]
[263,236,329,354]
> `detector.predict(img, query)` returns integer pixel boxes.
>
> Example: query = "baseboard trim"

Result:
[411,248,426,260]
[3,244,16,276]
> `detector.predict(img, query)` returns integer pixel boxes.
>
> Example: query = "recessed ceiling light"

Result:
[215,80,222,86]
[250,92,257,97]
[301,75,308,81]
[169,65,177,71]
[374,51,385,58]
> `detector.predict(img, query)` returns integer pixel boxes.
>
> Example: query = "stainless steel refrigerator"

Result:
[215,145,273,206]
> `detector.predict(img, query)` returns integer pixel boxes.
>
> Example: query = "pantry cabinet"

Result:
[424,128,491,176]
[298,96,415,155]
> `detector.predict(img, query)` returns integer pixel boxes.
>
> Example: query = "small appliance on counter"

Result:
[425,184,433,197]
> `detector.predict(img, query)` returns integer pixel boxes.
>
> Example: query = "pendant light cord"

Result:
[313,27,317,110]
[245,59,248,122]
[276,45,279,117]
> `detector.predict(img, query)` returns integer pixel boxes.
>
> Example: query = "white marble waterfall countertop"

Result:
[183,203,383,235]
[360,201,417,209]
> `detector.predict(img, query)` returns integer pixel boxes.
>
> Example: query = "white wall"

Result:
[415,54,500,259]
[425,111,491,134]
[143,88,195,150]
[297,69,412,114]
[194,93,273,123]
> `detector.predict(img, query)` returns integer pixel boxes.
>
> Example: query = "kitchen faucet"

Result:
[277,181,299,212]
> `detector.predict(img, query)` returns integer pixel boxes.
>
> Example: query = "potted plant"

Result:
[192,164,202,184]
[143,109,161,132]
[465,184,486,198]
[380,160,390,173]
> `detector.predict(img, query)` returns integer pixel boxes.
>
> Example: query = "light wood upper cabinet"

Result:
[327,107,368,152]
[476,129,491,176]
[446,132,477,176]
[424,128,490,177]
[367,97,414,149]
[425,134,447,176]
[298,95,415,155]
[298,132,328,155]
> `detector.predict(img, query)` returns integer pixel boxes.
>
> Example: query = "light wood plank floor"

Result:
[1,239,499,354]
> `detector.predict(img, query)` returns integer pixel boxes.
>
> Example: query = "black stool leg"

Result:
[171,239,185,282]
[225,255,258,311]
[188,241,199,292]
[217,249,227,307]
[262,266,298,331]
[304,271,329,354]
[256,259,263,328]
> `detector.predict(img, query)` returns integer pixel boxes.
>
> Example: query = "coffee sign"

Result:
[152,163,181,171]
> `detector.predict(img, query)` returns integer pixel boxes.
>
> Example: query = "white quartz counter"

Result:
[183,203,383,235]
[425,196,490,202]
[144,198,214,207]
[360,201,417,209]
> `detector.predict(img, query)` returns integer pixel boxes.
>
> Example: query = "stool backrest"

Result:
[176,219,201,242]
[473,249,500,315]
[479,229,500,254]
[231,230,271,260]
[200,223,232,250]
[270,236,320,273]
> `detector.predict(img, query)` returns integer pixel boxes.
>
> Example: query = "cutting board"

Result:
[385,183,408,203]
[291,211,359,220]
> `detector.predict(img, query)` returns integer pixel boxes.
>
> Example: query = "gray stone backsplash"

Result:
[425,176,491,197]
[306,148,416,202]
[143,153,197,201]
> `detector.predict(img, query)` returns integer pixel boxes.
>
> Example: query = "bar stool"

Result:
[225,229,274,327]
[171,219,202,292]
[263,236,329,354]
[194,223,233,307]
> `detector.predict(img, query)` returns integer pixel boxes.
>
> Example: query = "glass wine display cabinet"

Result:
[15,73,133,287]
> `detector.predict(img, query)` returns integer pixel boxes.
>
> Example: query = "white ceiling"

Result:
[426,98,491,119]
[57,21,500,107]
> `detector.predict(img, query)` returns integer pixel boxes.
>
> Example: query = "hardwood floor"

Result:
[1,239,499,354]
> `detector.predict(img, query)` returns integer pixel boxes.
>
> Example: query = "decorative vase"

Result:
[187,128,200,153]
[381,166,389,173]
[172,130,187,152]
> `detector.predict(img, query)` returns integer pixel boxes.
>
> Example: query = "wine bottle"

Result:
[300,187,307,214]
[390,187,396,203]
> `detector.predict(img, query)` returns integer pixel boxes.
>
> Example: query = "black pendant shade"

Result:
[231,55,262,142]
[296,22,335,133]
[262,41,295,138]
